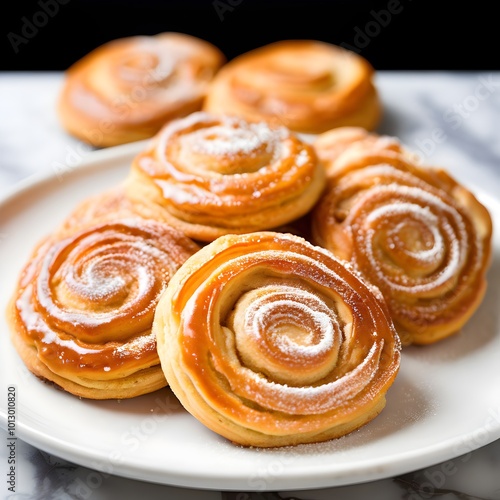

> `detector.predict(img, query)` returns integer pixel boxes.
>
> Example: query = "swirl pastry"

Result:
[203,40,381,134]
[7,218,199,399]
[312,141,493,345]
[125,112,326,242]
[154,232,401,447]
[57,32,226,147]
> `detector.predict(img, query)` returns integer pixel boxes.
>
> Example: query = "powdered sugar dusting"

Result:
[173,231,401,439]
[182,122,279,158]
[35,237,161,328]
[349,184,469,294]
[366,202,443,263]
[17,284,102,355]
[156,112,289,161]
[13,219,193,374]
[246,286,339,358]
[295,148,311,167]
[114,331,156,356]
[235,342,383,415]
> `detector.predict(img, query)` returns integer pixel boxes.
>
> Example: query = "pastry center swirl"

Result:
[117,51,174,87]
[36,224,175,343]
[176,121,279,174]
[256,59,333,89]
[349,184,470,298]
[178,239,400,417]
[229,284,342,385]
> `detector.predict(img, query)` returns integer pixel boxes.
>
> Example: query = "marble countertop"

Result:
[1,71,500,499]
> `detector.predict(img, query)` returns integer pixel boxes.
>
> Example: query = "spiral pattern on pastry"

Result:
[126,112,326,241]
[8,218,199,399]
[57,32,225,147]
[154,232,401,447]
[312,148,493,345]
[203,40,381,134]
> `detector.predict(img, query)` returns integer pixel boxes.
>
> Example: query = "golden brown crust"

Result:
[57,33,226,147]
[313,126,410,176]
[55,185,172,237]
[8,218,199,399]
[203,40,381,134]
[154,231,401,447]
[311,130,493,345]
[125,112,327,242]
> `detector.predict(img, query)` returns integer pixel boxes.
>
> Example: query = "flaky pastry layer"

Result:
[8,218,199,399]
[154,231,401,447]
[312,128,493,345]
[125,112,326,241]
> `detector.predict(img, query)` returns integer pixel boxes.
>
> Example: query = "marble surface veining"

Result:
[1,71,500,499]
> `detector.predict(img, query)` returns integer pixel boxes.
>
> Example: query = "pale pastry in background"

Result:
[57,32,226,147]
[203,40,381,134]
[154,231,401,447]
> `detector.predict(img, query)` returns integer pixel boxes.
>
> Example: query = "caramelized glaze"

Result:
[10,218,198,389]
[154,232,401,446]
[127,112,326,241]
[312,130,493,345]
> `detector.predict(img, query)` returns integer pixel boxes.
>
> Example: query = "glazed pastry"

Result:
[57,32,226,147]
[203,40,381,134]
[7,218,199,399]
[125,112,326,242]
[312,140,493,345]
[154,232,401,447]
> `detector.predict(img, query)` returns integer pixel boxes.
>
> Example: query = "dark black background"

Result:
[1,0,498,71]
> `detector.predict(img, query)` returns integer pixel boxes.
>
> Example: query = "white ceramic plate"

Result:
[1,141,499,492]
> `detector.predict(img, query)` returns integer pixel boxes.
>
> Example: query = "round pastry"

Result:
[312,142,493,346]
[154,231,401,447]
[7,218,199,399]
[203,40,381,134]
[125,112,326,242]
[57,32,226,147]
